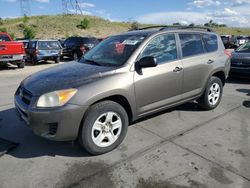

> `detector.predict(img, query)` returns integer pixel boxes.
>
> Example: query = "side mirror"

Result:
[138,56,157,68]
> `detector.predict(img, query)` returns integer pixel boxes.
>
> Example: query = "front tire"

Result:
[198,76,223,110]
[79,101,128,155]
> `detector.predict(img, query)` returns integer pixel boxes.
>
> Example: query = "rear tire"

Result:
[55,57,60,64]
[79,101,128,155]
[73,52,78,61]
[198,76,223,110]
[31,56,37,65]
[17,61,25,68]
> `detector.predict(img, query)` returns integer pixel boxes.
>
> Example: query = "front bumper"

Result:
[14,92,87,141]
[230,67,250,76]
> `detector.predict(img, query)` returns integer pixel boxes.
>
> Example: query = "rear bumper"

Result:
[36,55,60,62]
[15,93,88,141]
[0,54,25,62]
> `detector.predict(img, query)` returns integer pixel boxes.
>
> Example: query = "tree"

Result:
[77,18,90,29]
[204,20,227,28]
[130,21,139,30]
[9,32,16,40]
[0,27,7,32]
[23,26,36,39]
[0,17,3,26]
[173,22,181,26]
[23,14,29,23]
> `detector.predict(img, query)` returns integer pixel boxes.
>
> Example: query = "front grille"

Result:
[231,63,250,68]
[231,60,250,68]
[19,87,33,105]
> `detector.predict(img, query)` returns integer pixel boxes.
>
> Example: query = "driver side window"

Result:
[140,34,177,64]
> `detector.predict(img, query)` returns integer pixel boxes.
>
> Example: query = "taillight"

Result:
[224,49,232,58]
[21,44,25,54]
[80,45,86,52]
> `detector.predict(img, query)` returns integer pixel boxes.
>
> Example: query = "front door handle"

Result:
[207,59,214,64]
[173,67,183,72]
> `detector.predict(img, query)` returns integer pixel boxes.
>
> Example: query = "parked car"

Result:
[62,36,99,60]
[236,36,249,47]
[230,41,250,76]
[0,32,26,68]
[26,40,62,65]
[221,35,237,49]
[98,36,108,42]
[15,26,230,155]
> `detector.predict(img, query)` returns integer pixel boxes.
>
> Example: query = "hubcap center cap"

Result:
[103,123,111,133]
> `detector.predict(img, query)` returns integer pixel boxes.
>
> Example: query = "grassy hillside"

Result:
[0,14,250,39]
[0,15,131,39]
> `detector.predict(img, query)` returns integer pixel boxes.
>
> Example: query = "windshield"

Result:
[81,35,146,67]
[236,42,250,52]
[0,34,11,42]
[38,41,61,50]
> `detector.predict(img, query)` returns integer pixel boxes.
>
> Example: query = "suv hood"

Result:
[21,61,116,96]
[232,52,250,59]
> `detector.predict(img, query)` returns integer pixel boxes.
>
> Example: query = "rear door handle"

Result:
[173,67,183,72]
[207,59,214,64]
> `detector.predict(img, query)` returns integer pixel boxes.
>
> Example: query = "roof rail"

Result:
[130,25,214,32]
[129,25,168,31]
[160,26,214,32]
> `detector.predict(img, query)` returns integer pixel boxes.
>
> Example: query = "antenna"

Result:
[62,0,83,15]
[20,0,31,16]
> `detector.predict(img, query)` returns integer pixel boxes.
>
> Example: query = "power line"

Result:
[62,0,83,15]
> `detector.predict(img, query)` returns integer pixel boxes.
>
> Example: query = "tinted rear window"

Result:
[203,34,218,52]
[64,37,79,45]
[179,33,205,58]
[38,41,61,50]
[0,34,11,41]
[82,38,99,44]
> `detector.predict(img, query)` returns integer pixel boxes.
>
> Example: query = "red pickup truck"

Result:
[0,32,25,68]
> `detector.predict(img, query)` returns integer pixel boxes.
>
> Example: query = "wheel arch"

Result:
[91,95,134,123]
[211,70,226,86]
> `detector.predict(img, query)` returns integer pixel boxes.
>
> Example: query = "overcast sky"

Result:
[0,0,250,27]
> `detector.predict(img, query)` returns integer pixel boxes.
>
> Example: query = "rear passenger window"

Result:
[179,34,205,58]
[140,34,177,64]
[203,34,218,52]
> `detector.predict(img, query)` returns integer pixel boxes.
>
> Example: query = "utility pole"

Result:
[20,0,31,16]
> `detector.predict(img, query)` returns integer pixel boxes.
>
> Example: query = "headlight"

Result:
[37,88,77,108]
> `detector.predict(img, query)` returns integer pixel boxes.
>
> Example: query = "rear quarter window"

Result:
[203,34,218,52]
[179,33,205,58]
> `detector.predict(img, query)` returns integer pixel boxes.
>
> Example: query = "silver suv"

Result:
[15,26,231,155]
